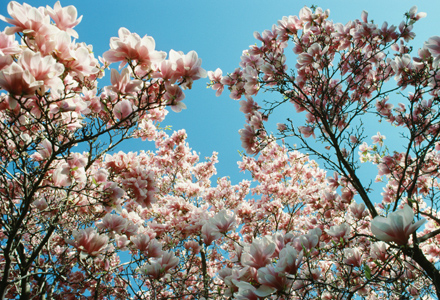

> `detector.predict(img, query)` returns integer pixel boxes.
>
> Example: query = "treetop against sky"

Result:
[1,1,440,299]
[2,0,439,181]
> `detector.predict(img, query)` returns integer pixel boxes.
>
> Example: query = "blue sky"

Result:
[2,0,440,184]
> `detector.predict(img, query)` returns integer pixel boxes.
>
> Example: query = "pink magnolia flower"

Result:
[103,27,166,70]
[96,214,127,234]
[141,251,179,279]
[122,220,138,237]
[371,204,426,245]
[46,1,83,38]
[130,234,162,257]
[93,169,109,183]
[153,59,176,82]
[370,241,388,261]
[341,187,354,203]
[277,123,287,131]
[136,119,158,141]
[375,98,393,117]
[298,6,329,25]
[0,62,40,96]
[49,31,73,60]
[372,132,386,146]
[108,68,142,95]
[297,43,328,69]
[102,182,125,204]
[18,49,64,94]
[67,153,87,183]
[201,222,222,246]
[241,237,276,269]
[0,30,20,56]
[169,101,187,113]
[243,65,259,96]
[276,15,301,40]
[275,245,302,275]
[145,239,163,258]
[65,44,100,76]
[115,234,130,250]
[343,248,362,267]
[210,209,236,233]
[53,162,72,187]
[398,21,416,42]
[325,223,351,241]
[130,233,150,252]
[169,49,207,89]
[358,142,372,156]
[184,240,201,254]
[113,99,135,121]
[257,265,288,291]
[327,172,340,189]
[248,111,263,130]
[349,202,365,219]
[408,6,427,22]
[67,228,109,256]
[208,67,224,96]
[232,280,275,299]
[31,138,58,161]
[292,228,321,252]
[163,83,185,112]
[54,96,89,114]
[390,54,414,79]
[298,126,315,138]
[218,267,238,296]
[239,97,260,114]
[0,1,57,36]
[239,125,257,155]
[121,169,157,208]
[425,36,440,68]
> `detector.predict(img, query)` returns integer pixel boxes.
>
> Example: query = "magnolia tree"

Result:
[209,4,440,300]
[0,2,440,300]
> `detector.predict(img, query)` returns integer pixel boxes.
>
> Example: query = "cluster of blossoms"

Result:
[209,6,439,156]
[208,4,440,299]
[1,1,440,299]
[0,1,207,298]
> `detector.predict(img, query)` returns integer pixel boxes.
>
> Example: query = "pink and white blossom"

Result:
[107,68,142,95]
[103,27,166,70]
[201,222,222,246]
[0,30,20,56]
[169,49,207,89]
[0,1,57,36]
[326,223,351,241]
[241,237,276,269]
[239,125,257,155]
[141,251,179,279]
[208,68,224,96]
[371,204,426,245]
[209,209,236,233]
[113,99,135,121]
[67,228,109,256]
[53,162,72,187]
[46,1,82,38]
[343,247,362,267]
[0,62,40,96]
[275,245,302,275]
[372,132,386,146]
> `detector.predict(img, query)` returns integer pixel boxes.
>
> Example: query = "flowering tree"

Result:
[0,1,208,298]
[1,1,440,300]
[209,4,440,299]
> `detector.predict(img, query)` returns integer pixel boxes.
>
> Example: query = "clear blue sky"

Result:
[2,0,440,184]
